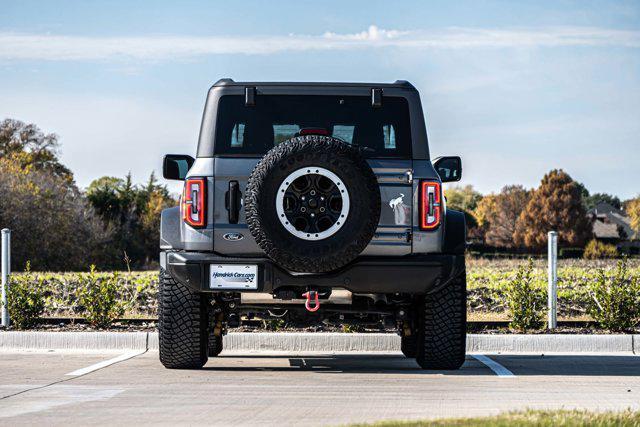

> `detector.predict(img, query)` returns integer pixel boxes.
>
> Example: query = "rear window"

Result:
[214,95,411,158]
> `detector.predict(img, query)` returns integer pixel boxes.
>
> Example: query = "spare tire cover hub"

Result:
[275,166,350,241]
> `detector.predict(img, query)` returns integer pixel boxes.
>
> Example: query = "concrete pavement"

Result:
[0,350,639,426]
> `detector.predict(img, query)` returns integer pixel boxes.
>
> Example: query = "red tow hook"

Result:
[302,291,320,312]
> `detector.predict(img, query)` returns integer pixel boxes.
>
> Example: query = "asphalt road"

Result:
[0,350,639,426]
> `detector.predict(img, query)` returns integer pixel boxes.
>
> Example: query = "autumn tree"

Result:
[0,161,110,270]
[0,118,73,182]
[471,194,497,242]
[514,170,592,250]
[86,172,176,268]
[139,172,176,260]
[0,119,108,270]
[485,185,530,248]
[444,184,483,230]
[0,118,175,269]
[445,185,482,212]
[627,197,640,240]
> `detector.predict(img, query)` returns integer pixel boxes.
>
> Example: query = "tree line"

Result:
[446,174,640,253]
[0,119,175,271]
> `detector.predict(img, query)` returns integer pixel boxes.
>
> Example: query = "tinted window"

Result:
[332,124,355,143]
[214,95,411,158]
[274,124,300,144]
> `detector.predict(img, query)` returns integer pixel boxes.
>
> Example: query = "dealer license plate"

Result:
[210,264,258,290]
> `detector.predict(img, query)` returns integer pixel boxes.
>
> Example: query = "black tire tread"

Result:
[158,268,208,369]
[401,335,417,358]
[208,334,223,357]
[415,269,467,370]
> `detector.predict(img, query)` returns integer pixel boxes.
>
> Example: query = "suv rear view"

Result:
[159,79,467,369]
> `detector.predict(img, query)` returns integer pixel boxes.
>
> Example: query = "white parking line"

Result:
[471,354,516,378]
[65,351,145,376]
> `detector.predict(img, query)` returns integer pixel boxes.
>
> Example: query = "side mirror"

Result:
[433,156,462,182]
[163,154,194,180]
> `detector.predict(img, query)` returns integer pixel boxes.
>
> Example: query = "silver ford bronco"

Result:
[159,79,466,369]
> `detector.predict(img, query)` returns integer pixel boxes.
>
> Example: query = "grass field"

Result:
[10,257,640,322]
[467,258,640,320]
[347,409,640,427]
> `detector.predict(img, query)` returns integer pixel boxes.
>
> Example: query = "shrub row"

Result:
[2,258,639,331]
[471,257,640,331]
[4,267,157,329]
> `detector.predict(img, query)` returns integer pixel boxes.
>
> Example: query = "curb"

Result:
[0,331,148,351]
[1,332,639,353]
[467,334,637,354]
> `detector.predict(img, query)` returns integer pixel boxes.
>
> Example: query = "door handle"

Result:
[226,181,241,224]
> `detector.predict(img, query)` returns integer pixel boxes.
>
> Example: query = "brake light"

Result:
[420,181,441,230]
[181,178,206,228]
[299,128,330,136]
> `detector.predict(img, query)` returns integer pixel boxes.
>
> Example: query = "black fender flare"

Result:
[160,206,183,250]
[443,209,466,255]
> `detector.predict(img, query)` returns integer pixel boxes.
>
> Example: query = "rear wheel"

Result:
[415,268,467,370]
[158,268,209,369]
[208,334,223,357]
[400,335,417,358]
[208,310,224,357]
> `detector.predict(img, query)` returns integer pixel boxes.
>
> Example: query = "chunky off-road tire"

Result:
[400,335,418,358]
[245,135,380,273]
[208,334,223,357]
[158,268,209,369]
[415,269,467,370]
[207,310,224,357]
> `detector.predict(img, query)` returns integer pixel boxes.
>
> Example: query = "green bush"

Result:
[6,262,45,329]
[263,318,286,331]
[588,257,640,331]
[504,258,545,331]
[341,324,365,333]
[583,239,618,259]
[76,265,124,328]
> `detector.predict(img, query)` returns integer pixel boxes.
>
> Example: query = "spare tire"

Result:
[245,135,380,273]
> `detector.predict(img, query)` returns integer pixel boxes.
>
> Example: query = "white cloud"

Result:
[322,25,409,41]
[0,25,638,62]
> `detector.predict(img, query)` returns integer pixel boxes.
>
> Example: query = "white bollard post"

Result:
[547,231,558,329]
[1,228,10,328]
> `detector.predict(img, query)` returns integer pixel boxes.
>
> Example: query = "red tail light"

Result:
[420,181,441,230]
[181,178,206,228]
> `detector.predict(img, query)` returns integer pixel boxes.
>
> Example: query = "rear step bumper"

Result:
[163,252,464,295]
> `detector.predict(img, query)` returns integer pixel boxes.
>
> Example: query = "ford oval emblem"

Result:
[223,232,244,241]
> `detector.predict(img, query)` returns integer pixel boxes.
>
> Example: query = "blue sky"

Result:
[1,0,639,198]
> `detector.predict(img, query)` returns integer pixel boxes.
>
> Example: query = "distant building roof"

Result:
[588,202,636,241]
[593,221,620,240]
[588,201,625,216]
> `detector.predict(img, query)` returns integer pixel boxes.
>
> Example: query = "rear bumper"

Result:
[162,251,464,295]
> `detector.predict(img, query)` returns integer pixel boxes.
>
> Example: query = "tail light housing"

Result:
[420,181,441,230]
[181,178,207,228]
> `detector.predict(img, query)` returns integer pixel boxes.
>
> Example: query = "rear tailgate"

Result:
[212,157,412,256]
[362,159,412,256]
